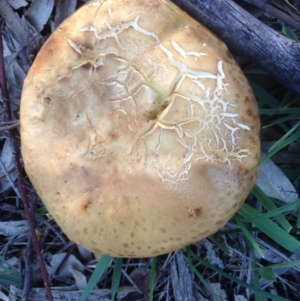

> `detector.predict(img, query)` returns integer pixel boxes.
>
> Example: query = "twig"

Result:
[0,121,20,131]
[54,244,76,276]
[0,120,19,124]
[0,22,54,301]
[243,0,300,30]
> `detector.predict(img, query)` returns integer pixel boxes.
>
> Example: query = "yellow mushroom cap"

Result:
[20,0,260,257]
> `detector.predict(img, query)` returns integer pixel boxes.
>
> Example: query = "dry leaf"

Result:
[170,252,194,301]
[68,265,87,290]
[8,0,28,9]
[129,267,151,295]
[0,291,9,301]
[45,253,84,277]
[234,295,248,301]
[0,139,17,194]
[0,0,29,45]
[9,285,18,301]
[2,38,11,57]
[7,0,28,9]
[77,245,93,263]
[209,283,228,301]
[261,141,300,165]
[116,286,138,300]
[4,57,25,109]
[25,0,54,32]
[255,152,298,203]
[54,0,77,28]
[0,221,28,236]
[203,239,224,269]
[192,289,211,301]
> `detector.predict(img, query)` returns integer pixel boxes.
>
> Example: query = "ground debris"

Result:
[15,287,111,301]
[170,252,195,301]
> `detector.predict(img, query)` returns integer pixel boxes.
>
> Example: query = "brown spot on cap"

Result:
[187,207,202,218]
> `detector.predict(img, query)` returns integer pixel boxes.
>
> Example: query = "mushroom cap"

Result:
[20,0,260,258]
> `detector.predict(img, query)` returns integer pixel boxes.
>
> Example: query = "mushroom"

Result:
[20,0,260,258]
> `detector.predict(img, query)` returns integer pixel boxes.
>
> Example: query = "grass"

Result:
[0,1,300,301]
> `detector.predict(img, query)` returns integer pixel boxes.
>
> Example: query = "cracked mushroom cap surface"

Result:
[20,0,260,257]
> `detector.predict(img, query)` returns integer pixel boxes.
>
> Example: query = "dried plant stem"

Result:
[250,0,300,29]
[54,244,76,276]
[22,234,33,301]
[0,121,20,131]
[0,24,54,301]
[245,0,300,30]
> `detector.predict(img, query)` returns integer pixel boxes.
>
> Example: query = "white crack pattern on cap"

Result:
[66,10,251,184]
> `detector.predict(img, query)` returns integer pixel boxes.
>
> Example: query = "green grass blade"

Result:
[260,268,276,281]
[111,258,123,301]
[183,251,221,301]
[281,24,299,42]
[259,108,300,115]
[0,257,23,287]
[280,166,300,181]
[263,114,299,128]
[297,211,300,230]
[238,204,300,252]
[0,272,23,286]
[242,198,300,223]
[249,81,280,108]
[208,236,230,254]
[268,120,300,152]
[244,69,268,75]
[252,259,300,271]
[252,185,292,232]
[183,246,195,278]
[250,246,264,301]
[280,91,299,107]
[79,255,112,301]
[189,251,291,301]
[248,129,300,176]
[267,130,300,155]
[233,215,264,258]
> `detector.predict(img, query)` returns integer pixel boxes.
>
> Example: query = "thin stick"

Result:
[244,0,300,30]
[0,23,54,301]
[0,121,20,131]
